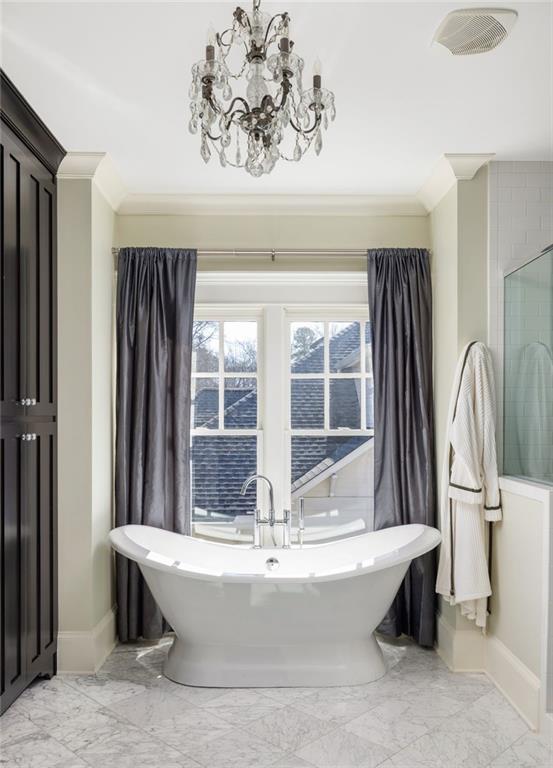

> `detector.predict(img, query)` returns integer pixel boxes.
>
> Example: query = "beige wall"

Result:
[58,179,94,635]
[58,177,116,671]
[115,213,431,267]
[431,183,458,489]
[430,169,489,633]
[91,186,116,627]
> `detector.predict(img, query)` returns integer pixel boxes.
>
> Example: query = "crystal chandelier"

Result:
[188,0,336,177]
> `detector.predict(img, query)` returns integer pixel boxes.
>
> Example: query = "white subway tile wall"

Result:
[488,161,553,473]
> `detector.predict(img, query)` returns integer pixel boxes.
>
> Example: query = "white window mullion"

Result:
[324,321,330,430]
[360,321,366,431]
[263,305,288,515]
[218,320,224,429]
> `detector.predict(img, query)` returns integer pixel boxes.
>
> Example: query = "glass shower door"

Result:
[503,245,553,484]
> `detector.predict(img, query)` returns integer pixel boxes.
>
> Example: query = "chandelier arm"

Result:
[217,28,236,48]
[263,13,287,46]
[226,109,248,125]
[222,96,251,117]
[271,76,292,113]
[289,112,322,135]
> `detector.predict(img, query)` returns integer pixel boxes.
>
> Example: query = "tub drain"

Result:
[265,557,280,571]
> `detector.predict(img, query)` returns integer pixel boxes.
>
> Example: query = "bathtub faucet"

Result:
[241,474,291,548]
[241,474,276,525]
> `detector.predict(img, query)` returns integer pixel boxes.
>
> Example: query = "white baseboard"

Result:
[58,607,116,673]
[436,613,541,730]
[436,613,485,671]
[485,634,541,730]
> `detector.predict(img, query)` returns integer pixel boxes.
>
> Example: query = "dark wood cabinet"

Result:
[1,70,64,714]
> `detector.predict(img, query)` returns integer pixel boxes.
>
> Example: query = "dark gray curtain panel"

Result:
[115,247,197,642]
[367,248,436,647]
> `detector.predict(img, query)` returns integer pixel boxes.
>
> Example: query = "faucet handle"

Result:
[282,510,292,548]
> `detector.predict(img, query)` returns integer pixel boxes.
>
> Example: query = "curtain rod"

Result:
[111,248,369,260]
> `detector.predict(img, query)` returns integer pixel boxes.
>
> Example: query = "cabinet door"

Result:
[0,422,30,713]
[0,132,27,419]
[24,422,57,678]
[25,165,57,418]
[0,127,57,420]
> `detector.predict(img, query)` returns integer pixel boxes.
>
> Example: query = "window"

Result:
[289,320,374,518]
[191,318,261,520]
[191,307,374,531]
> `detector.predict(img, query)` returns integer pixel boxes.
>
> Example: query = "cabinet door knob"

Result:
[29,398,37,406]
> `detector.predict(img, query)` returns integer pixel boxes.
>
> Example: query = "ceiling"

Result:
[1,1,551,196]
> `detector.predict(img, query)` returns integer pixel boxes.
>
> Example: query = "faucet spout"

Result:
[240,474,276,525]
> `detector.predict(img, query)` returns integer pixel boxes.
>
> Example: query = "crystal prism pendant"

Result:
[188,118,198,135]
[293,139,302,162]
[315,129,323,156]
[200,136,211,164]
[223,83,232,101]
[219,151,227,167]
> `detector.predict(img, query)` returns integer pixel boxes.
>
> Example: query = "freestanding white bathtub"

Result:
[109,523,440,688]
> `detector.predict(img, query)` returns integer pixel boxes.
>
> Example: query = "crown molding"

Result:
[117,193,427,217]
[418,153,495,211]
[57,152,126,211]
[56,151,495,216]
[1,69,66,176]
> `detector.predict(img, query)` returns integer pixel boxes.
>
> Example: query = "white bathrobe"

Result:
[436,342,502,629]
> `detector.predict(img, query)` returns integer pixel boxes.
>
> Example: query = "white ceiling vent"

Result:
[433,8,518,55]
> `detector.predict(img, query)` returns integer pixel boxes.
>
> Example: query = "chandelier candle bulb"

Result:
[206,24,216,61]
[313,57,322,89]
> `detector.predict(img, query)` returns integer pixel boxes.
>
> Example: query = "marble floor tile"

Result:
[193,728,285,768]
[184,727,286,768]
[200,688,286,727]
[73,722,187,768]
[344,699,431,752]
[488,730,553,767]
[392,667,492,705]
[144,705,234,753]
[270,756,318,768]
[295,727,393,768]
[0,731,88,767]
[166,684,227,706]
[32,706,132,753]
[0,709,42,747]
[261,686,318,704]
[293,687,376,726]
[12,677,101,722]
[63,672,149,706]
[111,685,196,726]
[248,705,331,753]
[388,689,529,768]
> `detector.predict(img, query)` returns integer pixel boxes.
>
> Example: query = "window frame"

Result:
[191,304,373,519]
[191,308,264,520]
[285,306,373,510]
